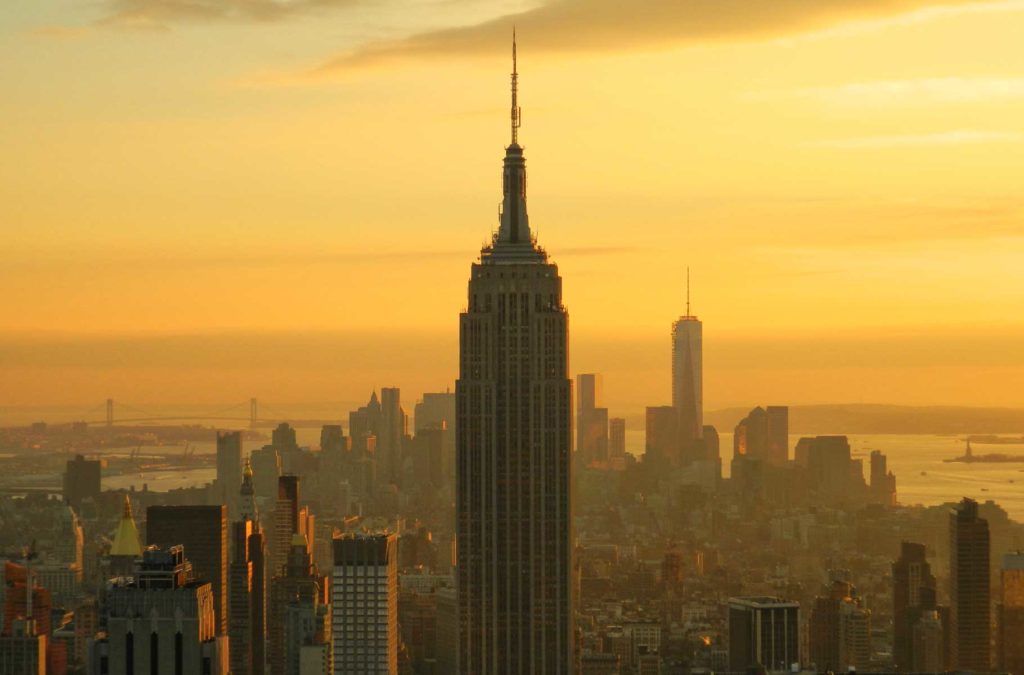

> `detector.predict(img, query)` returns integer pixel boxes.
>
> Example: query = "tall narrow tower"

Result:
[672,269,703,447]
[456,34,573,674]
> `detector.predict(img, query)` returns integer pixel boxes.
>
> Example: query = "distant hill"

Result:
[704,404,1024,435]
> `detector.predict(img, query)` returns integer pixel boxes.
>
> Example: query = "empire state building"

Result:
[456,37,573,674]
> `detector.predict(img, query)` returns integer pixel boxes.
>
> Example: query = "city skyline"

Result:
[3,1,1024,411]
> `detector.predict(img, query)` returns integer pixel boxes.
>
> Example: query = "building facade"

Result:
[100,546,227,675]
[950,497,990,670]
[727,597,799,672]
[331,533,398,675]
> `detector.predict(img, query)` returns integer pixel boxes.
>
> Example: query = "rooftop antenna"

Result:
[511,27,521,146]
[686,266,691,317]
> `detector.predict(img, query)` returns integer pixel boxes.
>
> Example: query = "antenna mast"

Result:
[511,28,521,145]
[686,266,691,317]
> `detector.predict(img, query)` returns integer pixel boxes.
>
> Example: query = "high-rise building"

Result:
[415,392,456,485]
[809,578,871,671]
[271,476,315,578]
[456,38,573,674]
[100,545,228,675]
[950,497,990,670]
[645,406,679,467]
[230,462,267,675]
[270,532,330,675]
[331,533,398,675]
[869,450,898,506]
[146,504,229,635]
[1000,552,1024,673]
[727,597,799,672]
[63,454,101,511]
[609,418,626,460]
[217,430,243,519]
[379,387,408,487]
[798,436,854,500]
[577,374,609,466]
[733,406,788,466]
[892,541,939,671]
[672,274,702,446]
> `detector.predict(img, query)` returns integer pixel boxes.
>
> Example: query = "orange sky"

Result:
[1,0,1023,416]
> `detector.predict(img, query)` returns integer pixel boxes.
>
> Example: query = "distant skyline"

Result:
[2,0,1023,410]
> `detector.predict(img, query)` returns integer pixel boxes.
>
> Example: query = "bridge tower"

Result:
[106,398,114,427]
[250,398,258,428]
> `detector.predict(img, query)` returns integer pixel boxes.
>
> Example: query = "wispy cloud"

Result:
[808,129,1024,149]
[798,77,1024,106]
[98,0,361,28]
[307,0,1011,76]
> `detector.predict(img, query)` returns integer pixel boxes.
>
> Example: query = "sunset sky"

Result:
[2,0,1023,416]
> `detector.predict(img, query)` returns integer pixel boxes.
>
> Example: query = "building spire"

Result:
[511,27,521,146]
[686,266,691,317]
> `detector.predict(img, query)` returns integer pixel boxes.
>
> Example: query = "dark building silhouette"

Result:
[379,387,407,487]
[146,504,229,635]
[216,431,243,519]
[728,597,799,672]
[577,374,609,466]
[609,418,626,461]
[456,38,573,674]
[950,497,990,670]
[63,454,101,511]
[892,541,940,671]
[229,462,266,675]
[870,450,898,506]
[809,577,870,671]
[269,532,329,675]
[734,406,789,466]
[645,406,679,467]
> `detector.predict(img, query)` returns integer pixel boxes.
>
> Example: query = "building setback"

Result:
[98,545,227,675]
[456,37,573,674]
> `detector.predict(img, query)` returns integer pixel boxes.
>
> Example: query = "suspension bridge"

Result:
[66,398,335,429]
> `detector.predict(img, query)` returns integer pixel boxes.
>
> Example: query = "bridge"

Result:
[70,398,328,429]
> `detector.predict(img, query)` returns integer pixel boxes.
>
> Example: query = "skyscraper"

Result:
[733,406,788,466]
[892,541,939,671]
[576,374,609,466]
[270,532,330,675]
[332,533,398,675]
[379,387,407,487]
[809,578,871,671]
[609,418,626,461]
[950,497,990,670]
[230,462,267,675]
[146,504,229,635]
[456,37,573,674]
[63,454,101,511]
[217,430,243,519]
[727,597,799,672]
[672,271,702,446]
[645,406,679,467]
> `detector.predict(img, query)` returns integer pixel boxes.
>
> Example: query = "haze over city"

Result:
[3,0,1024,412]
